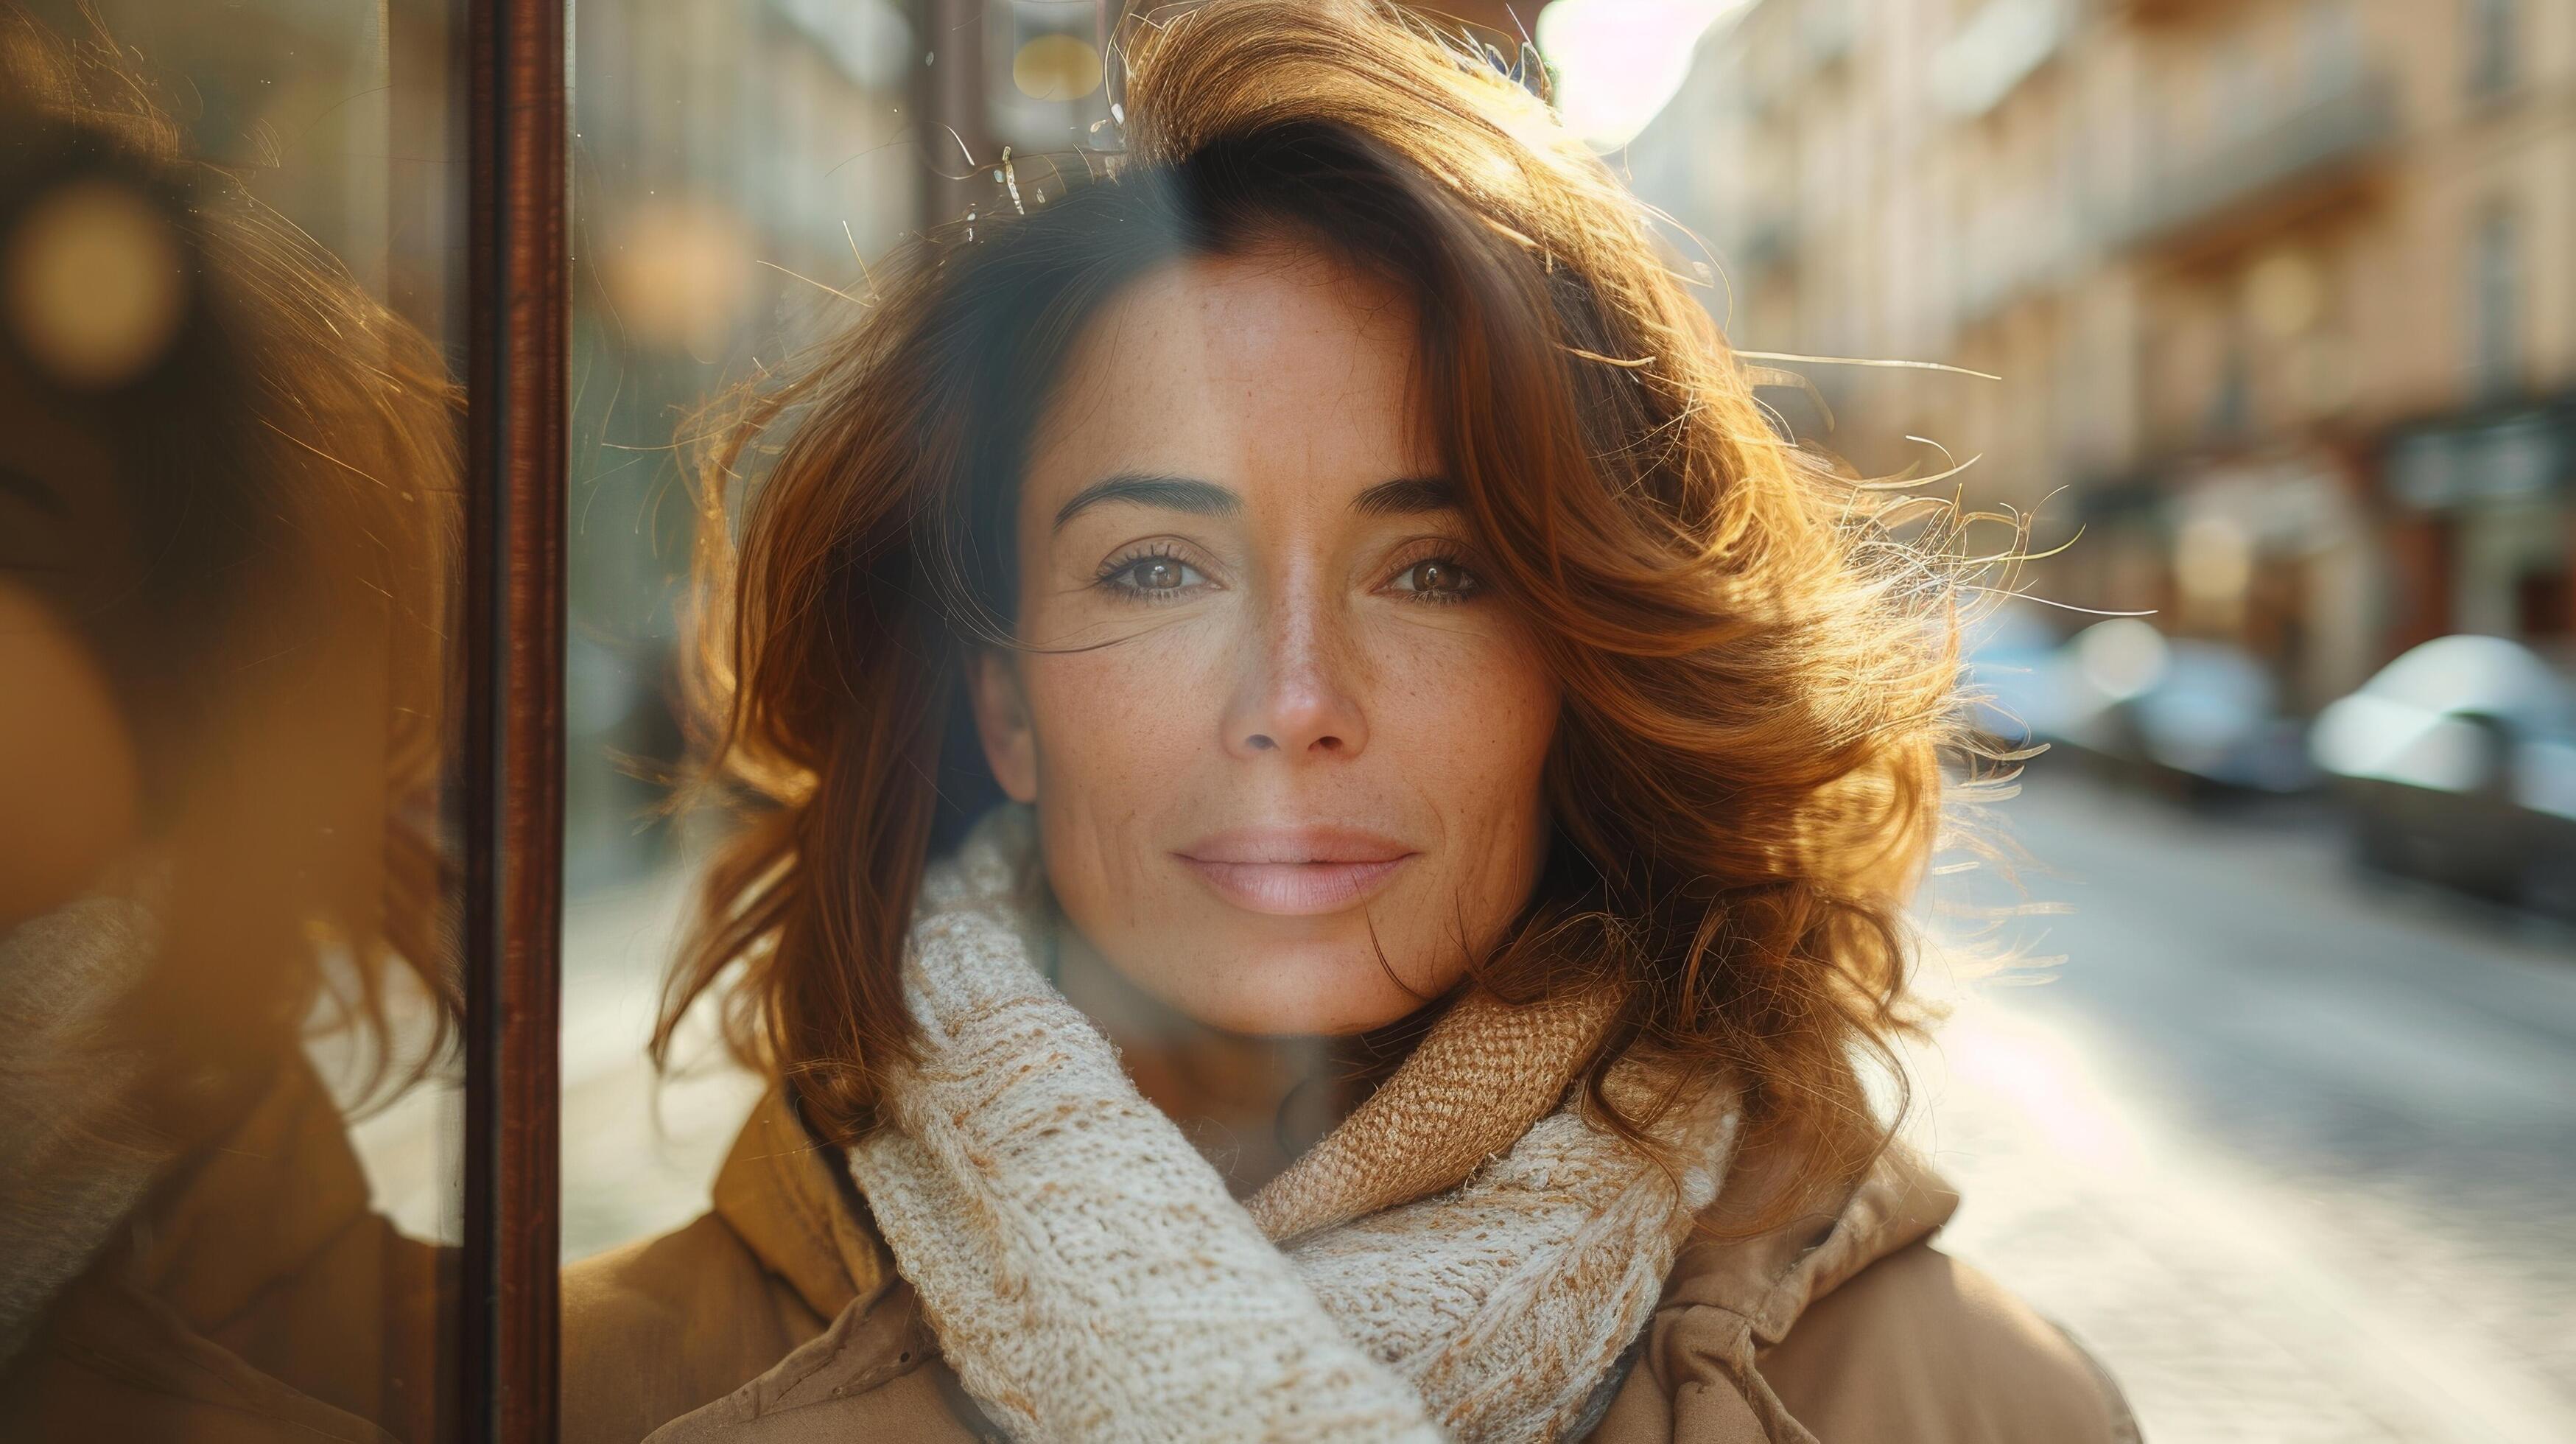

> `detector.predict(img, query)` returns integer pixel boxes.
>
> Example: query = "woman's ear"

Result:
[966,648,1039,804]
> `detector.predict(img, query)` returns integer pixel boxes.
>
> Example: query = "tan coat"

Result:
[0,1061,451,1443]
[566,1095,2137,1444]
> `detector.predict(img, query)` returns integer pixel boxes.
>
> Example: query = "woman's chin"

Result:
[1148,945,1456,1038]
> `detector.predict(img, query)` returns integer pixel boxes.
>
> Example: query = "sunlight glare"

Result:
[1534,0,1746,150]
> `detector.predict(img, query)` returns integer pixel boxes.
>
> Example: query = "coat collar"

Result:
[127,1056,377,1331]
[674,1095,1959,1444]
[707,1090,888,1324]
[706,1083,1954,1356]
[1657,1134,1959,1347]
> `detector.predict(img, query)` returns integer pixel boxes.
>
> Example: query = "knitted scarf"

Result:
[0,893,166,1367]
[848,808,1740,1443]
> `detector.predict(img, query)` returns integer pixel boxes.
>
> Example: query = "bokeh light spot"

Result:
[2,179,186,391]
[1012,33,1102,102]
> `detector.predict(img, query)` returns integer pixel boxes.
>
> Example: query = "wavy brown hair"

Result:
[661,0,1964,1224]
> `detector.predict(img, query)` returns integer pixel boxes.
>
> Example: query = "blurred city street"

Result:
[1915,766,2576,1444]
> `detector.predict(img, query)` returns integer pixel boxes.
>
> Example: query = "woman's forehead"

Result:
[1024,249,1437,518]
[1069,247,1414,396]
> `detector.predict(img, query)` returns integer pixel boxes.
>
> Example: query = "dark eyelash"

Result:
[1094,542,1202,603]
[1094,542,1179,581]
[1391,549,1480,605]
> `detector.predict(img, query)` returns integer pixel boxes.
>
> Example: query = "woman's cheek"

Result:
[1024,611,1221,806]
[0,581,141,927]
[1021,618,1228,966]
[1377,617,1557,911]
[1378,614,1557,779]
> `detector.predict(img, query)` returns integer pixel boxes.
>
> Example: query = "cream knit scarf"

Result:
[0,893,169,1367]
[848,808,1741,1444]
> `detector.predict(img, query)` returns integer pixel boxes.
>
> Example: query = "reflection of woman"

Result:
[0,9,460,1439]
[572,3,2131,1440]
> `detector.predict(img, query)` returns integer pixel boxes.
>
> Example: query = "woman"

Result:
[0,8,462,1437]
[568,3,2133,1440]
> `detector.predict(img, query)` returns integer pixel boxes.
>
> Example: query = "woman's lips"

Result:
[1174,828,1419,916]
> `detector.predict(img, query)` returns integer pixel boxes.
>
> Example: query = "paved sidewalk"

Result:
[1915,773,2576,1444]
[1910,988,2572,1443]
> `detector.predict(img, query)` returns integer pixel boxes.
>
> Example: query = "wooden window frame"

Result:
[447,4,992,1434]
[460,0,568,1439]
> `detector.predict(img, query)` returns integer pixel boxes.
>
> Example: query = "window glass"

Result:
[560,0,923,1260]
[539,3,2576,1443]
[0,1,467,1438]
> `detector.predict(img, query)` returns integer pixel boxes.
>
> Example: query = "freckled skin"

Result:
[969,246,1559,1038]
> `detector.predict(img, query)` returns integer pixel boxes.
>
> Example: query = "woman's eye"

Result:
[1390,556,1477,602]
[1106,554,1204,596]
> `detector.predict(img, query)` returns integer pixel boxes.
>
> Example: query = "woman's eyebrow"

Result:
[1350,475,1456,516]
[1052,472,1240,531]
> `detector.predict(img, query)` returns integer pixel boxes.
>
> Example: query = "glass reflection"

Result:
[0,2,465,1439]
[558,0,919,1261]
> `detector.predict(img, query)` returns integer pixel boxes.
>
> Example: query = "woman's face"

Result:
[969,245,1559,1037]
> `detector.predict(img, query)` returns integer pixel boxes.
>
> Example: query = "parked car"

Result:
[2309,634,2576,909]
[2050,618,2316,794]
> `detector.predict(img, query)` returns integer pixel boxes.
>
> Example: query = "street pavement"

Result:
[538,766,2576,1440]
[1913,765,2576,1443]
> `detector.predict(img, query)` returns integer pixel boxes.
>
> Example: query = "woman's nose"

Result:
[1221,594,1369,761]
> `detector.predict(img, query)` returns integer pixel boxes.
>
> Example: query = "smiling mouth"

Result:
[1173,830,1419,916]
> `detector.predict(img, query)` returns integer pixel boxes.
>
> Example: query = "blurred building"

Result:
[564,0,925,886]
[1629,0,2576,711]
